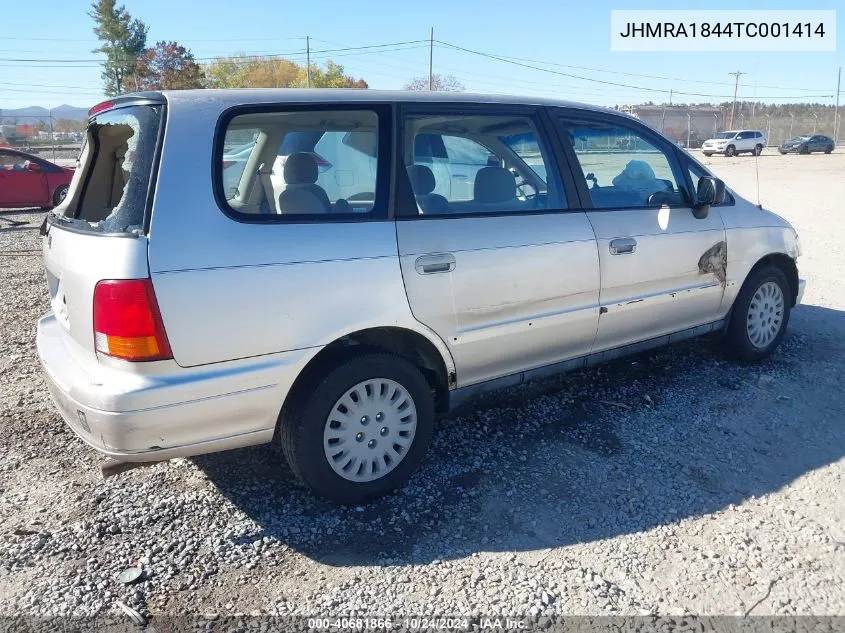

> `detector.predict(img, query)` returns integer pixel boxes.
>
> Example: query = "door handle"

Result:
[415,253,456,274]
[609,237,637,255]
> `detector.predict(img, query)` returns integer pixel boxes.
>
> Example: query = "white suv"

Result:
[702,130,765,157]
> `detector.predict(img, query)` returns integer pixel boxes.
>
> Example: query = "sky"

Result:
[0,0,842,111]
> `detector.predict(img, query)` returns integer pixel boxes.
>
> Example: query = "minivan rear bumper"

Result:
[36,312,310,461]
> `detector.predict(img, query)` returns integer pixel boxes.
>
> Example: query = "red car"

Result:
[0,148,74,209]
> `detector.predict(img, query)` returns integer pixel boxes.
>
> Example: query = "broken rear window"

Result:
[73,104,162,233]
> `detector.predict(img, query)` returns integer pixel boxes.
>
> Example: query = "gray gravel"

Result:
[0,152,843,622]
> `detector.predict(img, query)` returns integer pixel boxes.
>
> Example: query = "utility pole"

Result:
[812,112,818,134]
[428,27,434,91]
[48,109,55,162]
[728,70,744,129]
[669,89,673,106]
[789,112,795,138]
[713,112,718,137]
[835,66,841,141]
[686,112,691,148]
[306,36,311,88]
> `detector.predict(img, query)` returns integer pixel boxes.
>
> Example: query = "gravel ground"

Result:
[1,151,843,625]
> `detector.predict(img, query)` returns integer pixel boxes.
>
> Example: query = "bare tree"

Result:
[404,74,464,92]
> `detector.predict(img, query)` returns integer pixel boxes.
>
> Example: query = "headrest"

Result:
[408,164,435,195]
[284,152,319,185]
[474,166,516,203]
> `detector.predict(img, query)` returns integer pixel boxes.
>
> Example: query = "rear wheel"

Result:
[703,152,713,157]
[825,145,834,154]
[52,184,69,207]
[279,353,435,504]
[725,145,736,157]
[724,266,791,361]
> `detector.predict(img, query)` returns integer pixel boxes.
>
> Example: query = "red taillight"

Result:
[89,101,115,117]
[93,279,172,361]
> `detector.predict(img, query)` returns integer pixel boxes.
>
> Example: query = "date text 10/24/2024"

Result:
[306,618,526,630]
[610,10,836,52]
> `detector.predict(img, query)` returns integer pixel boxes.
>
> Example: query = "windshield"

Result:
[501,132,548,182]
[788,136,810,142]
[715,132,736,139]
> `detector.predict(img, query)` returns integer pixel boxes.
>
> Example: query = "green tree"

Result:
[203,56,367,89]
[129,41,205,91]
[306,61,368,88]
[89,0,148,96]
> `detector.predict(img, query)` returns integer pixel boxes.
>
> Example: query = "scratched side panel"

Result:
[397,213,601,387]
[588,206,727,352]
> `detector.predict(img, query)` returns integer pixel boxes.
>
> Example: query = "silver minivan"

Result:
[36,90,805,503]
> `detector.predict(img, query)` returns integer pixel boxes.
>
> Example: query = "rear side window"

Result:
[403,111,565,215]
[74,104,162,232]
[217,108,384,220]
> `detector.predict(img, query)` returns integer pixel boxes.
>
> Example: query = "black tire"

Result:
[778,150,787,155]
[724,266,791,362]
[52,184,69,207]
[825,145,834,154]
[702,152,713,157]
[754,144,763,156]
[279,353,435,504]
[800,145,809,155]
[725,145,736,157]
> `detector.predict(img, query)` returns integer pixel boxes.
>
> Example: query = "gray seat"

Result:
[279,153,331,214]
[407,165,450,214]
[471,166,517,211]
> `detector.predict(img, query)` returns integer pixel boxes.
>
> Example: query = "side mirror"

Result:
[26,161,41,172]
[693,176,725,219]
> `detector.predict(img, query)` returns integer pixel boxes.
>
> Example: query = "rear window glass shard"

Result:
[71,104,162,234]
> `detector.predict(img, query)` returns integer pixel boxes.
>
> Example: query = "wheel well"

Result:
[749,253,799,305]
[278,328,452,432]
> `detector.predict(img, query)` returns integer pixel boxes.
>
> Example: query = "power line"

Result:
[434,40,834,100]
[442,48,832,93]
[0,40,430,64]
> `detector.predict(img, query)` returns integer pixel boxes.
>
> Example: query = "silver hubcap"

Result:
[323,378,417,483]
[746,281,785,349]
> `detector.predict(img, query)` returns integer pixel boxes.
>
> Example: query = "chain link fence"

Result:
[622,105,842,148]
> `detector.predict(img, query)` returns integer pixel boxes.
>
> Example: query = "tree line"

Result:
[90,0,464,95]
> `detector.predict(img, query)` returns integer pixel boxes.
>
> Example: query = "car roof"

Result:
[158,88,627,117]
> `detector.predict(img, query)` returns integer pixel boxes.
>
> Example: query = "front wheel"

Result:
[724,266,791,361]
[279,353,435,504]
[725,145,737,157]
[800,145,810,155]
[703,152,713,157]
